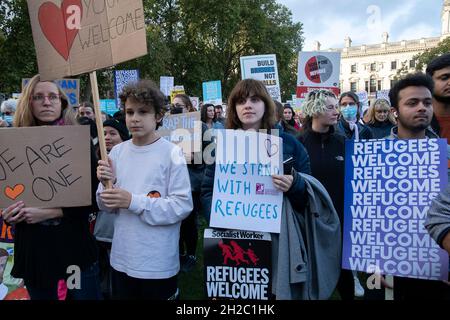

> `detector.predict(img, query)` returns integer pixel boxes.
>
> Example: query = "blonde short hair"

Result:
[302,90,337,117]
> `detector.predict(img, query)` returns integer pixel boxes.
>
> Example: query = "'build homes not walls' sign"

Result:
[27,0,147,80]
[240,54,281,102]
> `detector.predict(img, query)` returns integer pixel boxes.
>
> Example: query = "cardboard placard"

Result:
[342,139,449,280]
[22,78,80,108]
[27,0,147,80]
[157,112,202,154]
[204,228,272,300]
[0,126,91,208]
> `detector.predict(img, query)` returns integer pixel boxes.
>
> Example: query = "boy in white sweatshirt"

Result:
[96,80,193,300]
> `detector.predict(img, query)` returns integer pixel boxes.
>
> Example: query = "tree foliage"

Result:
[0,0,303,102]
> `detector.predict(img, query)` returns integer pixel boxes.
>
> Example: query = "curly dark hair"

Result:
[119,79,165,116]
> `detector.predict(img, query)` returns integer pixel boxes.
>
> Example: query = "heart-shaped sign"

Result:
[264,138,279,157]
[38,0,83,61]
[5,184,25,201]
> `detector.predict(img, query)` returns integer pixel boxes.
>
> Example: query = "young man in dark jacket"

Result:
[388,73,450,300]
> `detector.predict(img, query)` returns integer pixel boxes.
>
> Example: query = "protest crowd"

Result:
[0,1,450,303]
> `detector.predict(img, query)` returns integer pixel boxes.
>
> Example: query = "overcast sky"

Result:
[277,0,443,50]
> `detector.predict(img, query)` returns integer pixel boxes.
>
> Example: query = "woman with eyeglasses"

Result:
[336,91,373,140]
[1,75,101,300]
[365,98,397,138]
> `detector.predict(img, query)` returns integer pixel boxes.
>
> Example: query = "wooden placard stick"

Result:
[90,71,112,189]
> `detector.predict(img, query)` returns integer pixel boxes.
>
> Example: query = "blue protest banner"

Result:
[202,80,222,105]
[100,99,118,116]
[114,70,140,108]
[342,139,449,280]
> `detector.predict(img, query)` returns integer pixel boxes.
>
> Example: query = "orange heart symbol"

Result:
[5,184,25,200]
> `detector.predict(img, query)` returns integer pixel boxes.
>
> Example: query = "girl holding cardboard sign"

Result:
[1,75,101,300]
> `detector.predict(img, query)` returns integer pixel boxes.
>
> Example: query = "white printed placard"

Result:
[210,130,283,233]
[240,54,281,102]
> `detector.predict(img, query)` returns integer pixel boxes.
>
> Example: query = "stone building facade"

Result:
[317,0,450,97]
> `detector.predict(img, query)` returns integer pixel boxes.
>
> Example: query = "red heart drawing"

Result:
[5,184,25,201]
[38,0,83,61]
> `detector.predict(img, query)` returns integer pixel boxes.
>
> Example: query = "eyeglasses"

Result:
[31,94,61,103]
[2,111,13,115]
[174,103,186,109]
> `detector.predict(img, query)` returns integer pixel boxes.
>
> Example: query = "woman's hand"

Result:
[20,207,63,224]
[1,201,26,225]
[2,203,63,225]
[272,174,294,193]
[97,158,115,187]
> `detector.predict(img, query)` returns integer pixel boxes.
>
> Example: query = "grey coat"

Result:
[425,185,450,249]
[271,173,341,300]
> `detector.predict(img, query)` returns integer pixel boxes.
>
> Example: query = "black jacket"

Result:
[12,144,99,289]
[336,118,373,140]
[367,120,395,139]
[299,127,346,224]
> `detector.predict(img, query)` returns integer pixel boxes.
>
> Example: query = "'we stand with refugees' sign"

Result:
[210,130,283,233]
[0,126,91,208]
[27,0,147,80]
[342,139,449,280]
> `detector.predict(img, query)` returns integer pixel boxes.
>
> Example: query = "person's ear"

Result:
[155,112,164,123]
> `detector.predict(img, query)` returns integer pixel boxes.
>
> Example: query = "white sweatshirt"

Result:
[96,138,193,279]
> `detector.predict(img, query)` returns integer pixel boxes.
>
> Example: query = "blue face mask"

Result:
[341,105,357,123]
[3,115,13,124]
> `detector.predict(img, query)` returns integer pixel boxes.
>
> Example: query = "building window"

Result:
[370,77,377,93]
[370,63,376,72]
[365,81,369,93]
[409,60,416,68]
[377,80,382,91]
[390,79,398,88]
[391,61,397,70]
[350,82,357,92]
[351,64,357,73]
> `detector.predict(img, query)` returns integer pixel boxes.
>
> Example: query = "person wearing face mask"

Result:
[336,92,373,140]
[366,99,397,139]
[0,99,17,127]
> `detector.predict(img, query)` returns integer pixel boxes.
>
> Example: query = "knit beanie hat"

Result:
[103,119,130,141]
